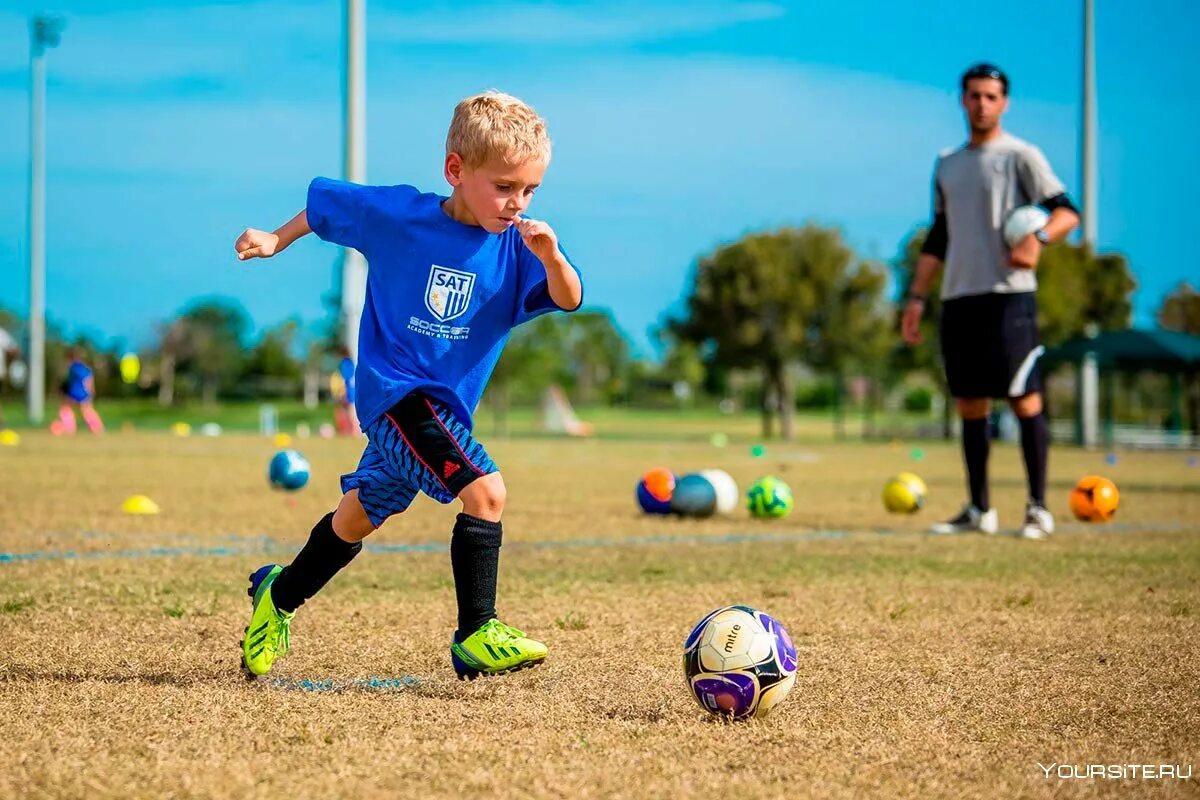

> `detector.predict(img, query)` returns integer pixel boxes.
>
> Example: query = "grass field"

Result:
[1,423,1198,799]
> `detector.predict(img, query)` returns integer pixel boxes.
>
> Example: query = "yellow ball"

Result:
[883,472,927,514]
[0,429,20,447]
[119,353,141,384]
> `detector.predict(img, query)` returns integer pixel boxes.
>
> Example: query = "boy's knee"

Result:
[333,490,377,542]
[461,473,506,520]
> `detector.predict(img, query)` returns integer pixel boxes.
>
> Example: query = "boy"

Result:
[234,91,583,679]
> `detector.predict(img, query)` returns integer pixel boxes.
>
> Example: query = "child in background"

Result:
[51,347,104,435]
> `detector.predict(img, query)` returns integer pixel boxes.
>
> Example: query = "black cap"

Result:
[961,63,1009,95]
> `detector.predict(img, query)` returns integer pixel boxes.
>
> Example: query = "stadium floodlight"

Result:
[27,14,65,424]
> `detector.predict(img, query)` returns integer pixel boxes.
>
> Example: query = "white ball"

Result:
[1003,205,1049,248]
[699,469,740,514]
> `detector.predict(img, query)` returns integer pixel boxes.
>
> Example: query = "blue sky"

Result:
[0,0,1195,355]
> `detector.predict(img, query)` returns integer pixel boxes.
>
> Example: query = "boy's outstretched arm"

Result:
[235,210,311,261]
[516,217,583,311]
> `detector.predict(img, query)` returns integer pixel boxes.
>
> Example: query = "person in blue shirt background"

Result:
[331,346,358,436]
[52,347,105,435]
[234,91,583,680]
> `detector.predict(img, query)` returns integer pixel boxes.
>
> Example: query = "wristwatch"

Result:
[1034,228,1050,245]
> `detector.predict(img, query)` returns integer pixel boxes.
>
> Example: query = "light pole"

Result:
[341,0,367,360]
[1081,0,1098,247]
[1079,0,1100,448]
[27,14,64,425]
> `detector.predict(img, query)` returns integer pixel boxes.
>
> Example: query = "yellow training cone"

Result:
[121,495,160,515]
[171,422,192,437]
[273,432,293,447]
[0,429,20,446]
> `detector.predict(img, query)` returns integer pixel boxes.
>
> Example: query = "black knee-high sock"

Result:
[271,512,362,613]
[451,513,502,638]
[962,417,991,511]
[1018,412,1049,506]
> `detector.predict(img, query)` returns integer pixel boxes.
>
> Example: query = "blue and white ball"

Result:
[269,449,310,491]
[683,604,798,720]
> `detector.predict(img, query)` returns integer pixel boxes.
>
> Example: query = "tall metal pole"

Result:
[1081,0,1098,246]
[27,16,63,425]
[1079,0,1100,448]
[341,0,367,360]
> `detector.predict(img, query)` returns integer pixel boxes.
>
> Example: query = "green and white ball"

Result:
[747,476,793,519]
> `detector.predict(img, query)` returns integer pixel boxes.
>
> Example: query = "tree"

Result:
[485,315,567,435]
[243,320,303,381]
[671,224,874,439]
[1034,243,1135,346]
[1158,282,1200,438]
[560,310,629,405]
[1158,282,1200,334]
[170,299,251,405]
[892,227,951,435]
[806,260,892,438]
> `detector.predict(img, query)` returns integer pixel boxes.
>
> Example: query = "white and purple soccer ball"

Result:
[682,604,798,720]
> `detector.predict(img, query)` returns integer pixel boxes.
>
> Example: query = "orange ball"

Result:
[1070,475,1120,522]
[641,467,676,503]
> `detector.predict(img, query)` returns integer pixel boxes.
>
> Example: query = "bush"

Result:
[903,387,933,413]
[796,380,838,410]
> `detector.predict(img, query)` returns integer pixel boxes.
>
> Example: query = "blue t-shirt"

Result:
[306,177,582,428]
[65,361,92,401]
[338,356,356,405]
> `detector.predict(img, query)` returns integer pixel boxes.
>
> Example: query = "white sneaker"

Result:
[930,504,999,535]
[1020,503,1055,540]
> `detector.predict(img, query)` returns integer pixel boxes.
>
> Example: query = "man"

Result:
[902,63,1080,540]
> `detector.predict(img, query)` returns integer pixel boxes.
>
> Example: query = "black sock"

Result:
[451,513,502,638]
[271,512,362,613]
[962,417,990,511]
[1019,412,1049,506]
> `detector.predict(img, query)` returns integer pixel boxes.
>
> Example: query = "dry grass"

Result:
[1,430,1198,799]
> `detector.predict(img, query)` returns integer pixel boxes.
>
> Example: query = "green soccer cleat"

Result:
[450,619,547,680]
[240,564,294,677]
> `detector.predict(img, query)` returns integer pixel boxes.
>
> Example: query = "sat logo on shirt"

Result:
[425,265,475,322]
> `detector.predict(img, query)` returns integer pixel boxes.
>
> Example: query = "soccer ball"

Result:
[699,469,740,515]
[747,476,793,518]
[1003,205,1050,248]
[683,605,798,720]
[1070,475,1120,522]
[636,467,675,514]
[670,473,718,518]
[882,472,927,513]
[269,449,311,491]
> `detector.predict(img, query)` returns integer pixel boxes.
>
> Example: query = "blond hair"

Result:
[446,91,551,167]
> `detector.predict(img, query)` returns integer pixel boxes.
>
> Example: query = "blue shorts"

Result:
[341,393,497,527]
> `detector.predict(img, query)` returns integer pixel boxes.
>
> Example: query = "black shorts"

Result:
[340,393,498,527]
[939,292,1043,399]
